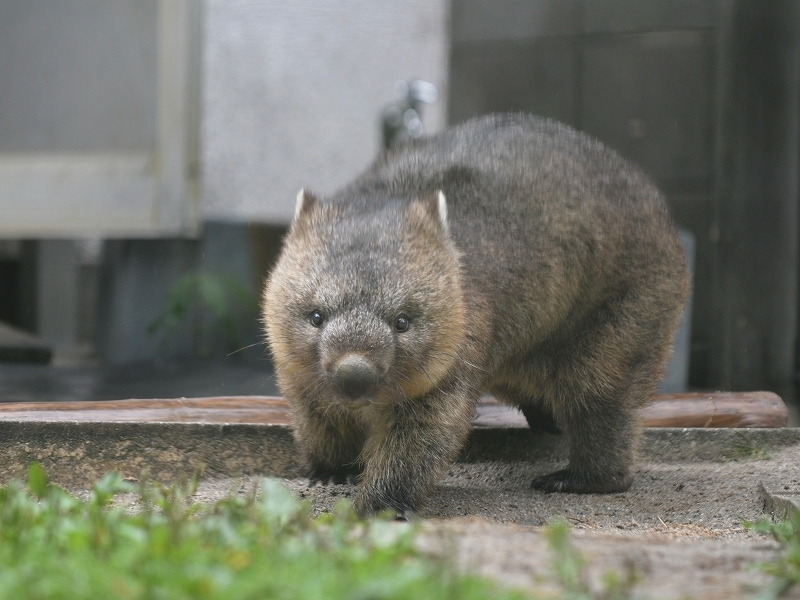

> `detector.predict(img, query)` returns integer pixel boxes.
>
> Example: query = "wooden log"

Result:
[0,391,789,428]
[0,396,291,425]
[640,392,788,428]
[471,392,789,429]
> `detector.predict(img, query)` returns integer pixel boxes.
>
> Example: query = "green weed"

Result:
[147,270,257,358]
[729,431,771,461]
[544,519,640,600]
[0,463,528,600]
[744,511,800,599]
[0,464,655,600]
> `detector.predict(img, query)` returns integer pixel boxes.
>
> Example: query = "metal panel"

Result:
[452,0,580,42]
[0,153,154,237]
[582,31,715,191]
[0,0,158,152]
[584,0,717,33]
[449,37,578,127]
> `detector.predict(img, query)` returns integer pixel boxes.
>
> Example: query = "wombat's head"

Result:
[263,189,465,409]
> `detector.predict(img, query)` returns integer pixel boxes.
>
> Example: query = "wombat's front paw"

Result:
[531,468,632,494]
[353,490,417,519]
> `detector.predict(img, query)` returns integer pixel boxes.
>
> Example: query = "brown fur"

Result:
[263,114,689,516]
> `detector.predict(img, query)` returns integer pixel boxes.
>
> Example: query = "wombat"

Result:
[263,113,689,516]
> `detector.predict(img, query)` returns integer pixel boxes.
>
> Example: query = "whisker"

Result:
[395,371,413,384]
[226,340,268,356]
[419,364,446,397]
[440,350,485,372]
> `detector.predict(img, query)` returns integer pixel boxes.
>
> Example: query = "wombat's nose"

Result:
[334,355,379,399]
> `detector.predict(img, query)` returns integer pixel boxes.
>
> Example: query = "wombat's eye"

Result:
[394,314,410,332]
[310,310,324,327]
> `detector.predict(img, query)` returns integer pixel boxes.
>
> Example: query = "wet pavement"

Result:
[0,360,280,403]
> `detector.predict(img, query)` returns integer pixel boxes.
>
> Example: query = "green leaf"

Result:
[26,462,48,498]
[258,478,304,529]
[147,270,258,357]
[90,472,136,508]
[744,513,800,598]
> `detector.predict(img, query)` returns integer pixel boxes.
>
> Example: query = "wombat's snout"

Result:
[334,354,379,399]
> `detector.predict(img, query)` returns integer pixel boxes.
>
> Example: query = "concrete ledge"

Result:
[761,483,800,520]
[0,421,302,488]
[464,426,800,464]
[1,419,798,491]
[638,427,800,462]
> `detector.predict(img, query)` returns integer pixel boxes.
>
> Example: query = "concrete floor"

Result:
[0,359,280,403]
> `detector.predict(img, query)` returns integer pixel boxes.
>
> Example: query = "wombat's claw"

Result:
[394,509,414,522]
[531,468,632,494]
[311,476,348,486]
[329,473,357,485]
[531,471,570,493]
[308,470,359,486]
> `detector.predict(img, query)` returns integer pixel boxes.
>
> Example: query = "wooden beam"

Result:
[0,391,787,428]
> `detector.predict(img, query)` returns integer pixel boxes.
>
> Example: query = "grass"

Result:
[0,464,651,600]
[544,520,639,600]
[729,430,772,461]
[0,463,530,600]
[744,511,800,599]
[147,270,257,358]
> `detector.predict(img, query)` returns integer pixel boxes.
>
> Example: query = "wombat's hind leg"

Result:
[529,271,683,493]
[530,402,637,493]
[529,286,677,494]
[309,464,362,486]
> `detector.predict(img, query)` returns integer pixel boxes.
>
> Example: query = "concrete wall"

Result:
[7,0,798,394]
[202,0,450,223]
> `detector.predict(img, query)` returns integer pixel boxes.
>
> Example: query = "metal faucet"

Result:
[382,80,438,149]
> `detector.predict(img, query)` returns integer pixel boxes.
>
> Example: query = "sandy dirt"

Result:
[181,440,800,599]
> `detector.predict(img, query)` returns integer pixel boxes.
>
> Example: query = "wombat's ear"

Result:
[293,188,318,222]
[413,190,450,235]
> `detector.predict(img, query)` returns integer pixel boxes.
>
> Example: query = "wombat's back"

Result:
[339,113,688,366]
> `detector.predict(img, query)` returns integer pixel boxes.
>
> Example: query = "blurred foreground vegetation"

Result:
[0,464,528,600]
[745,511,800,599]
[3,463,794,599]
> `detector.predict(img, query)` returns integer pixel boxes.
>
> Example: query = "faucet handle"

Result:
[383,80,439,148]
